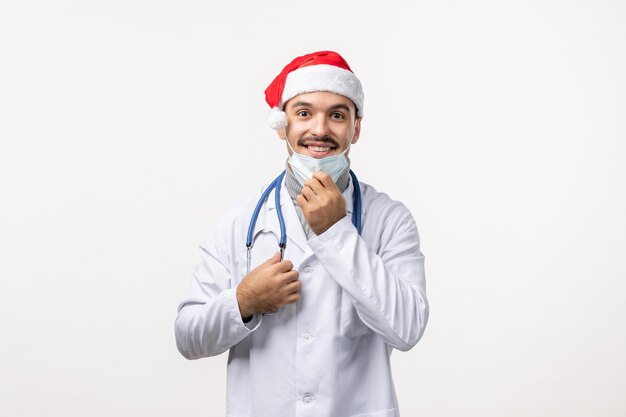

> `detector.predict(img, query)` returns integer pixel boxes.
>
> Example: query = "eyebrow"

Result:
[329,104,352,113]
[289,101,312,108]
[289,101,352,113]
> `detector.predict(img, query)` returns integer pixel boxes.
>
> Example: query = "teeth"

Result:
[309,146,330,152]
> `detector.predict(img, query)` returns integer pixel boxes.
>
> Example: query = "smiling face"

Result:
[278,91,361,158]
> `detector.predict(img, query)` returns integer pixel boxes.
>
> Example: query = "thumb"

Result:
[265,251,282,264]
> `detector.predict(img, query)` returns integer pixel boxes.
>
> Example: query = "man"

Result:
[175,51,429,417]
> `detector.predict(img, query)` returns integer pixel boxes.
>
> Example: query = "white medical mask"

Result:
[286,139,350,185]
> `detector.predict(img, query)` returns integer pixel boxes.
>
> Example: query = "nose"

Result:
[310,114,330,137]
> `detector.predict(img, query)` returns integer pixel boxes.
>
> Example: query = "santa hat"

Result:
[264,51,364,130]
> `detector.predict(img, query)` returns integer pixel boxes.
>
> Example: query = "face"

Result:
[278,91,361,158]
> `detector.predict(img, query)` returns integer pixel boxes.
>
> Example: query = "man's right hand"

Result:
[236,252,301,319]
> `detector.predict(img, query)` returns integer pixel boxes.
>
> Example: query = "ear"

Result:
[277,128,287,140]
[351,117,362,145]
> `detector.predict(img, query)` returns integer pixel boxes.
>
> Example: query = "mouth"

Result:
[303,144,336,158]
[299,139,338,158]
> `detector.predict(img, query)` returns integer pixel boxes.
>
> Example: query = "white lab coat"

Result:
[175,177,429,417]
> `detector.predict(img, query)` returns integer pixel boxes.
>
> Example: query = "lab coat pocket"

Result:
[340,290,372,338]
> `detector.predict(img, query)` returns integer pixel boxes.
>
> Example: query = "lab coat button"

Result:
[304,331,312,340]
[303,393,314,404]
[303,266,313,276]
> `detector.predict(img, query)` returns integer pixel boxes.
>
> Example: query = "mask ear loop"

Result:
[285,135,298,156]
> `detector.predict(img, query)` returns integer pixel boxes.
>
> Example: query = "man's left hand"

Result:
[296,171,347,236]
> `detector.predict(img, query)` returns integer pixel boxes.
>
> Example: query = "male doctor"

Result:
[175,51,429,417]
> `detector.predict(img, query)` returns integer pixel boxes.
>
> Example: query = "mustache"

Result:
[297,136,339,148]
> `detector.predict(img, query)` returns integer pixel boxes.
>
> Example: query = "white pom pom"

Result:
[267,107,288,130]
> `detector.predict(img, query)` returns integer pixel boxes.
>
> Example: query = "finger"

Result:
[312,171,336,189]
[300,185,316,201]
[274,259,295,273]
[272,260,298,272]
[277,271,299,287]
[304,176,325,193]
[296,194,308,207]
[279,270,299,284]
[285,292,301,304]
[284,279,301,294]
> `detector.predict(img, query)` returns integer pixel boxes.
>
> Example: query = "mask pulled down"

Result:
[286,139,349,186]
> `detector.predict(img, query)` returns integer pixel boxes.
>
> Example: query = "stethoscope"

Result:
[245,169,363,277]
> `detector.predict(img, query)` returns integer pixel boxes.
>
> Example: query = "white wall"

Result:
[1,1,625,416]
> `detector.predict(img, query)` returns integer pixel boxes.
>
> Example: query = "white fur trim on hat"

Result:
[280,64,364,117]
[267,106,288,130]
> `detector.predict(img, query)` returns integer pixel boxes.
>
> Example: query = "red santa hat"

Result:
[264,51,364,130]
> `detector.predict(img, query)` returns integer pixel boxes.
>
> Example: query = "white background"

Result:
[1,1,625,416]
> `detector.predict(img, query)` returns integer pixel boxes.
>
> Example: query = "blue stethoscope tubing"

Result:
[245,170,362,275]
